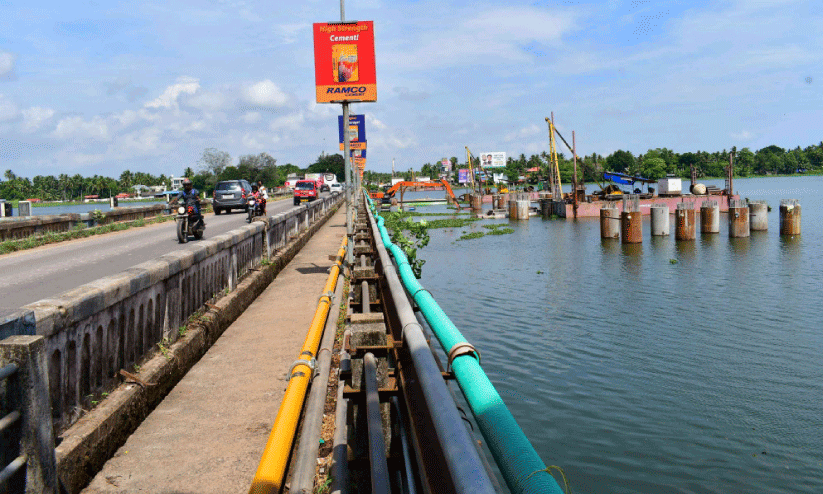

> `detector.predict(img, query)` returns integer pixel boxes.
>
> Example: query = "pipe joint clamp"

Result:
[318,291,335,303]
[287,357,317,381]
[447,342,480,372]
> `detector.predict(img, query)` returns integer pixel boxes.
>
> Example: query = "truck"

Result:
[284,174,302,190]
[304,173,326,192]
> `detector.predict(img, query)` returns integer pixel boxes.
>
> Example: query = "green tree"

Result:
[606,150,635,174]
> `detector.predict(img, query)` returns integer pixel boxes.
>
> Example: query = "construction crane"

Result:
[544,117,562,201]
[368,180,462,210]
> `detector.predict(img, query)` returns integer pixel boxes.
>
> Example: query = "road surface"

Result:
[0,195,329,317]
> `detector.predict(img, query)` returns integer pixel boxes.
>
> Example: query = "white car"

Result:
[329,183,343,193]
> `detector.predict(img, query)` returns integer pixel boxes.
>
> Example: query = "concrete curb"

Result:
[54,203,341,494]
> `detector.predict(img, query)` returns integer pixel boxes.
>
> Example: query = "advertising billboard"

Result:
[458,169,469,184]
[480,152,506,168]
[441,158,451,172]
[313,21,377,103]
[338,114,367,150]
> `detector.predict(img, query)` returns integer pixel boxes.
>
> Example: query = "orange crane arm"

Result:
[374,180,462,210]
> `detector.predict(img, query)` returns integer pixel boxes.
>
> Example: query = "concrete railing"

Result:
[0,192,342,434]
[0,204,172,241]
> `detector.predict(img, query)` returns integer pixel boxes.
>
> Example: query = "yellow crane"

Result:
[545,117,562,201]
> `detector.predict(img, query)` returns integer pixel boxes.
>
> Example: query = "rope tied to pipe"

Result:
[525,465,570,494]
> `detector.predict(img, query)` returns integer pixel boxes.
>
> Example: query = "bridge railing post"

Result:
[0,335,59,493]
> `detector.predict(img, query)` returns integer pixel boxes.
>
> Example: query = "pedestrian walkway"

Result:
[83,209,347,493]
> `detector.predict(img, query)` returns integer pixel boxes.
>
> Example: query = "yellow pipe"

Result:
[249,238,348,494]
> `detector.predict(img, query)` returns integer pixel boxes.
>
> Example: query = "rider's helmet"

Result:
[182,178,193,190]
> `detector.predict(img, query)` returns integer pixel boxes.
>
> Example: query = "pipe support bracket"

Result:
[447,342,480,372]
[287,358,317,381]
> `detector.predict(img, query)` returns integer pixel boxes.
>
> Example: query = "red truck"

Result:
[293,180,319,205]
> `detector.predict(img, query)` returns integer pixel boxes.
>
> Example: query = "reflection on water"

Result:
[412,176,823,493]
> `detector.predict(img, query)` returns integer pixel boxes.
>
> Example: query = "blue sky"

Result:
[0,0,820,177]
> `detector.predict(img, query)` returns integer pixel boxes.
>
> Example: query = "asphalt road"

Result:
[0,195,329,318]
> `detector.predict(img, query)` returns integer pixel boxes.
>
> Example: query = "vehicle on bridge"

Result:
[176,195,205,243]
[213,180,253,215]
[293,180,319,205]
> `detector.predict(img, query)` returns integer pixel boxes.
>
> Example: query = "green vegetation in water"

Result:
[669,258,679,264]
[487,227,515,235]
[457,232,484,241]
[482,223,509,230]
[379,211,430,278]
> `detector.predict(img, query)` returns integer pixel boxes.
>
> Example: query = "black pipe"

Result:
[363,353,390,494]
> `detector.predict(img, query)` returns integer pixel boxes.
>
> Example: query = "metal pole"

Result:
[340,0,353,265]
[573,130,578,219]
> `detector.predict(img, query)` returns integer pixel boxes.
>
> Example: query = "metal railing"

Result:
[0,363,26,490]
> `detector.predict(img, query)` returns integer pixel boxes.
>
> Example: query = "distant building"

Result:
[170,176,186,190]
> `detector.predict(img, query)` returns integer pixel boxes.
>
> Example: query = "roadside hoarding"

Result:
[480,152,506,168]
[458,169,469,184]
[313,21,377,103]
[338,114,367,150]
[441,158,451,172]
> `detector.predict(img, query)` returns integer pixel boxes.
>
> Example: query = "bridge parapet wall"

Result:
[7,193,340,433]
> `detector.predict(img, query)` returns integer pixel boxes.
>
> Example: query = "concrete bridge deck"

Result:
[81,208,346,493]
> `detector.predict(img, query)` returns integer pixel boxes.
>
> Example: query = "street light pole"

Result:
[341,0,353,266]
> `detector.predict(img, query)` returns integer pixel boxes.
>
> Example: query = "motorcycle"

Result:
[176,198,205,243]
[246,196,264,223]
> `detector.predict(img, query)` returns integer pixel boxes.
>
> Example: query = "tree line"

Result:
[410,142,823,185]
[0,149,348,201]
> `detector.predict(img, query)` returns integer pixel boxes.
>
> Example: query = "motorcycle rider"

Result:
[176,178,205,230]
[250,184,266,216]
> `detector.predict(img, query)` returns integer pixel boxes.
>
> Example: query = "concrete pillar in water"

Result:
[779,199,801,235]
[508,200,518,219]
[748,201,768,231]
[650,204,670,236]
[471,194,483,211]
[700,200,720,234]
[728,199,750,237]
[539,198,551,217]
[600,206,619,239]
[621,211,642,243]
[496,194,505,209]
[675,202,697,240]
[516,199,530,220]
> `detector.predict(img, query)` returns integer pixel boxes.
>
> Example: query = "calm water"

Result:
[407,176,822,493]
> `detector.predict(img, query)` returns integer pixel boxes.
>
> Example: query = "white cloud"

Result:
[269,112,304,131]
[366,115,387,130]
[504,124,541,142]
[242,80,289,107]
[242,112,262,124]
[52,115,110,140]
[185,91,227,111]
[0,94,18,121]
[145,76,200,109]
[0,52,14,76]
[731,130,753,141]
[21,107,55,132]
[119,127,162,153]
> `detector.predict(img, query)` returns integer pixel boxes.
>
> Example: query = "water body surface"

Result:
[406,176,821,493]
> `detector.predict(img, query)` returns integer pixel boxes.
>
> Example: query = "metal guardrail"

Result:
[0,363,26,489]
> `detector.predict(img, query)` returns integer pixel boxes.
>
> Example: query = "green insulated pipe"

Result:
[368,198,563,494]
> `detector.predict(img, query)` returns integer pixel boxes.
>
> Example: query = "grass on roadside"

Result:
[0,213,177,255]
